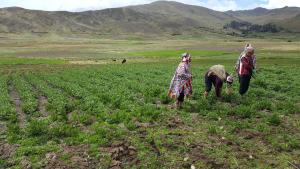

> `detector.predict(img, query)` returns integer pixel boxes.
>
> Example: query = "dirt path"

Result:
[8,84,26,128]
[38,95,48,118]
[0,121,7,139]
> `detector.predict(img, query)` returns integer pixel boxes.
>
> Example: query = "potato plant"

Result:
[0,61,299,168]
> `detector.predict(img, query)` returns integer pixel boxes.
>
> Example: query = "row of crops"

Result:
[0,63,299,168]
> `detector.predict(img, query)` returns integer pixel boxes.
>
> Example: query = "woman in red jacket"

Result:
[238,46,256,95]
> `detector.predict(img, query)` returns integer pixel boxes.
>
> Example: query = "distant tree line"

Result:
[224,21,283,34]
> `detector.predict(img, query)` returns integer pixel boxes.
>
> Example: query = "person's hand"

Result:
[226,88,232,95]
[204,91,209,98]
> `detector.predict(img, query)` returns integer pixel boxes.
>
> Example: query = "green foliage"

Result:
[89,122,126,145]
[48,122,79,139]
[0,52,299,168]
[208,125,218,135]
[0,76,16,120]
[0,58,66,65]
[25,120,48,137]
[127,50,229,58]
[16,144,59,157]
[160,93,172,104]
[225,21,283,34]
[252,100,273,111]
[234,106,255,119]
[267,113,281,126]
[268,134,300,151]
[12,74,38,115]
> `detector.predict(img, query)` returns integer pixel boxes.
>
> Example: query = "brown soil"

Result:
[149,139,161,157]
[100,141,138,169]
[67,112,91,133]
[162,132,186,152]
[45,152,69,169]
[188,142,229,169]
[0,143,16,160]
[0,142,17,167]
[8,84,26,128]
[238,130,264,140]
[45,144,95,169]
[0,121,6,135]
[168,116,184,128]
[38,95,48,118]
[20,158,32,169]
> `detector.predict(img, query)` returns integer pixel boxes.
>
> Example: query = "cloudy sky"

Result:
[0,0,299,11]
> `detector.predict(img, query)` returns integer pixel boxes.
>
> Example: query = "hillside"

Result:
[0,1,238,35]
[226,7,300,32]
[0,1,299,35]
[275,14,300,32]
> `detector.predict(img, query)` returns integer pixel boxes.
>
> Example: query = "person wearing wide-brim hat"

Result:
[204,65,233,98]
[168,53,193,108]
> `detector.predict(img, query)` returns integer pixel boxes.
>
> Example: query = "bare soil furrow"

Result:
[38,95,49,118]
[8,84,26,129]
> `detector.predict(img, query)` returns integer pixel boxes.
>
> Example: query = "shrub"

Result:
[48,122,79,139]
[89,122,126,145]
[275,101,298,115]
[208,125,218,135]
[267,113,281,126]
[207,111,219,121]
[26,120,49,137]
[160,93,172,104]
[252,100,273,111]
[235,106,255,119]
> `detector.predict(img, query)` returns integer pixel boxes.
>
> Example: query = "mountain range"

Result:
[0,1,299,35]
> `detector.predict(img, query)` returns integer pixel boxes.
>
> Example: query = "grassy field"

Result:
[0,34,300,169]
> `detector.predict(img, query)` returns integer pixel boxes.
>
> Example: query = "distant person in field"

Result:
[204,65,233,98]
[168,53,193,108]
[237,45,256,95]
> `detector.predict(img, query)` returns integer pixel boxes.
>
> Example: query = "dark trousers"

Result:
[177,91,185,102]
[205,73,223,97]
[239,75,251,95]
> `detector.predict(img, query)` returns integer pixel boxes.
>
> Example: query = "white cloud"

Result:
[0,0,239,11]
[0,0,156,11]
[68,0,156,11]
[170,0,238,11]
[203,0,238,11]
[264,0,300,8]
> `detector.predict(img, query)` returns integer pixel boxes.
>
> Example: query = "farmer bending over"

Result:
[204,65,233,98]
[168,53,193,109]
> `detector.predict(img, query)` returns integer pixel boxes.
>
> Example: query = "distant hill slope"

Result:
[0,1,238,35]
[275,14,300,32]
[129,1,238,29]
[226,7,300,32]
[0,1,299,35]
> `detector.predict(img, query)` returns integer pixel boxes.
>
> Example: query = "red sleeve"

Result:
[241,57,252,70]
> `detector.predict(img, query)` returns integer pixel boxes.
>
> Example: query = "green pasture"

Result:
[126,50,230,58]
[0,62,299,168]
[0,35,299,168]
[0,57,66,65]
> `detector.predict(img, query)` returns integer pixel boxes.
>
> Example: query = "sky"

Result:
[0,0,300,12]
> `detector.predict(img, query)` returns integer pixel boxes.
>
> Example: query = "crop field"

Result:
[0,35,300,169]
